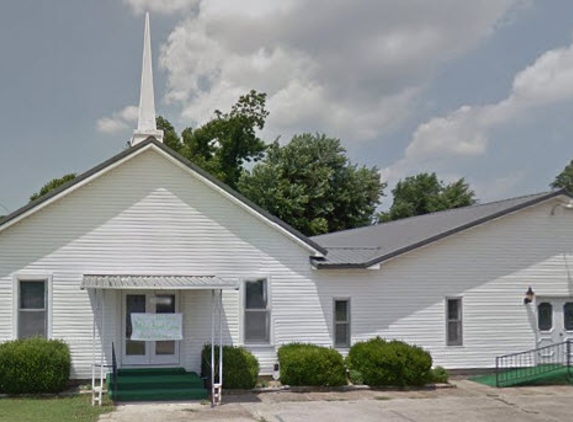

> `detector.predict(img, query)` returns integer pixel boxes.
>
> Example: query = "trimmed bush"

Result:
[346,337,432,387]
[430,366,449,383]
[277,343,347,386]
[348,369,364,385]
[0,338,71,394]
[201,344,259,389]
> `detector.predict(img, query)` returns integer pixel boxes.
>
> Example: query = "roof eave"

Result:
[0,137,326,256]
[0,138,157,233]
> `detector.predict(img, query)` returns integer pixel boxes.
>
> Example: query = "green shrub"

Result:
[201,344,259,389]
[348,369,364,385]
[0,338,71,394]
[346,337,432,387]
[277,343,347,386]
[430,366,449,383]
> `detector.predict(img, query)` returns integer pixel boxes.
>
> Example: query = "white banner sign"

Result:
[131,313,183,341]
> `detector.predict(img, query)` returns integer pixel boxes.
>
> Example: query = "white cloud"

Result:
[96,105,138,134]
[474,172,525,202]
[156,0,522,142]
[384,36,573,187]
[123,0,198,15]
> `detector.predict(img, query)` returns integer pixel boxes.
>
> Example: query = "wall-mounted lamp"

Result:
[523,287,535,305]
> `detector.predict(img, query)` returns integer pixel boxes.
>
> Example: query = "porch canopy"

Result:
[81,274,238,290]
[83,273,233,406]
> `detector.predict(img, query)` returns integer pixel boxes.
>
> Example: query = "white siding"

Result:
[314,200,573,369]
[3,145,573,377]
[0,148,318,377]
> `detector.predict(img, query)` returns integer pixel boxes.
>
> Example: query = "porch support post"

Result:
[100,290,105,404]
[101,290,105,371]
[218,289,223,398]
[91,290,97,405]
[210,288,224,406]
[211,289,215,405]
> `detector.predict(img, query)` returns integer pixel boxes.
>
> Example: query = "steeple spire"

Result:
[130,12,163,146]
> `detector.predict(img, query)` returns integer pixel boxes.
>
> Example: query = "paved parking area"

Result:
[99,380,573,422]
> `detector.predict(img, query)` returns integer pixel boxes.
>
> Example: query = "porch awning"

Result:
[81,274,238,290]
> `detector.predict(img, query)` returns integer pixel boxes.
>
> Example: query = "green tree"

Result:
[157,90,269,189]
[30,173,77,202]
[238,133,385,236]
[156,116,183,153]
[551,160,573,194]
[379,172,476,222]
[181,90,269,189]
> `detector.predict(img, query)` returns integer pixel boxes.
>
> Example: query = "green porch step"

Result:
[117,367,187,376]
[110,374,204,391]
[107,368,208,402]
[110,387,208,402]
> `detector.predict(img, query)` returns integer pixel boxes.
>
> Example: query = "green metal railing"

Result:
[495,340,571,387]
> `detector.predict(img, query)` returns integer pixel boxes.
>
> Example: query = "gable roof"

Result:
[0,138,327,256]
[311,190,569,269]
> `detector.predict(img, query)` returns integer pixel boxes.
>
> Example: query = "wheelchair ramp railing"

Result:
[496,340,572,387]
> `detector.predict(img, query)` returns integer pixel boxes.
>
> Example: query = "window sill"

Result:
[243,343,275,349]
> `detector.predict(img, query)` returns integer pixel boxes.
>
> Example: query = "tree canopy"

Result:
[156,115,181,153]
[238,133,385,236]
[379,172,476,222]
[30,173,77,202]
[157,90,269,189]
[551,160,573,194]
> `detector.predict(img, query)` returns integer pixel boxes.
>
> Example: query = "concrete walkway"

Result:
[98,380,573,422]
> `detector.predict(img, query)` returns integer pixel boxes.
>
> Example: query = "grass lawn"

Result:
[0,394,114,422]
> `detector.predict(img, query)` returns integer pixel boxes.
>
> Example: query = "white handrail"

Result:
[91,363,112,406]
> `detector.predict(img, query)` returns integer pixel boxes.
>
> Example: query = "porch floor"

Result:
[107,367,208,402]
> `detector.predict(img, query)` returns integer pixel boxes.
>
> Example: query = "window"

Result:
[18,280,47,339]
[244,278,270,344]
[446,298,462,346]
[334,299,350,347]
[538,302,553,331]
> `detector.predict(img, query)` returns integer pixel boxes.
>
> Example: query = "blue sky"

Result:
[2,1,573,213]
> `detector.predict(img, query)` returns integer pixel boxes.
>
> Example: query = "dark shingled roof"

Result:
[311,190,568,268]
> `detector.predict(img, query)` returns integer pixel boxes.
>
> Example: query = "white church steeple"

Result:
[130,12,163,146]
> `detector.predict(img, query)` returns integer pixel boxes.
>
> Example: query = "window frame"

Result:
[241,277,272,346]
[537,302,553,332]
[445,297,463,347]
[12,273,52,340]
[333,298,351,348]
[563,302,573,332]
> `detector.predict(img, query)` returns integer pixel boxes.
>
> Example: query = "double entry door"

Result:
[536,297,573,358]
[122,292,180,365]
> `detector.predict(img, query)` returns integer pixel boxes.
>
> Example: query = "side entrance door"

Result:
[122,292,180,366]
[536,297,573,359]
